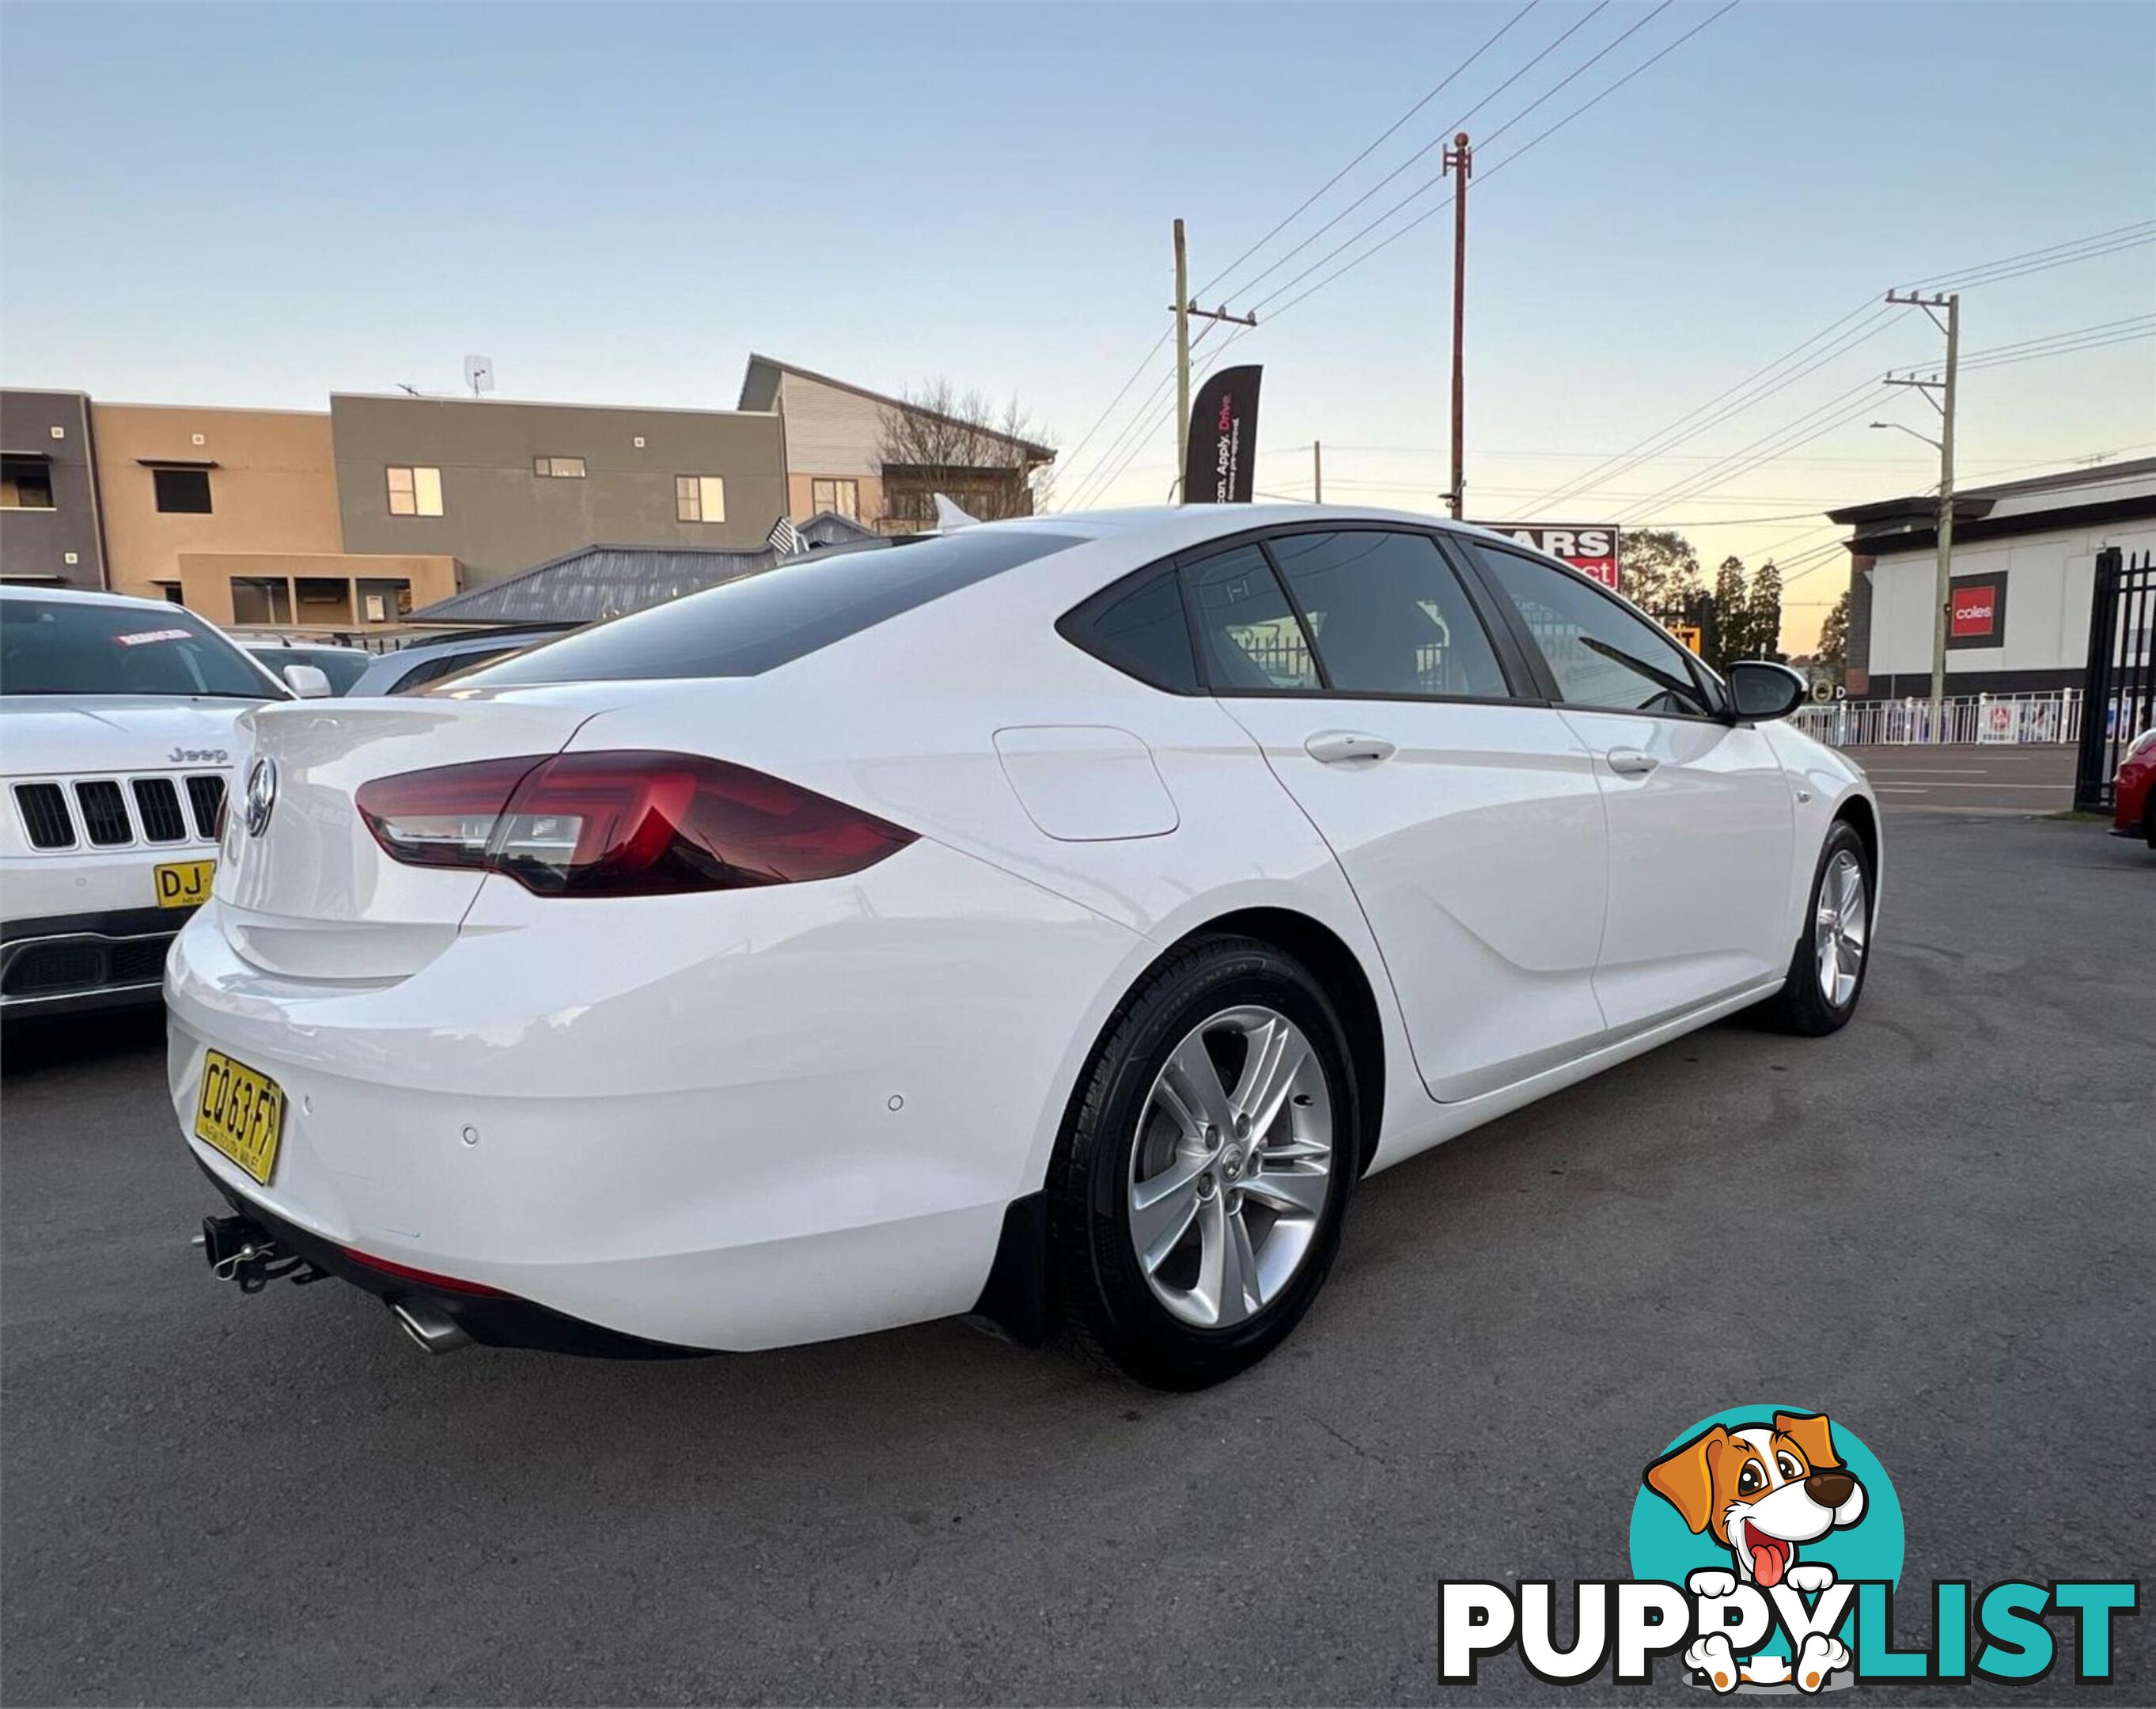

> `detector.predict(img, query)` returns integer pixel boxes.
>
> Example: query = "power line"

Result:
[1960,325,2156,373]
[1254,0,1745,324]
[1064,0,1745,512]
[1070,320,1255,510]
[1464,0,1745,186]
[1902,220,2156,289]
[1613,388,1893,525]
[1262,443,2034,465]
[1476,0,1676,151]
[1904,225,2156,293]
[1959,313,2156,362]
[1066,0,1555,498]
[1521,221,2156,515]
[1055,332,1171,488]
[1525,308,1904,513]
[1192,0,1542,300]
[1610,379,1893,523]
[1229,1,1620,308]
[1063,319,1223,509]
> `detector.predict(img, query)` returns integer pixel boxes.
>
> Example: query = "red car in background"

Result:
[2115,727,2156,846]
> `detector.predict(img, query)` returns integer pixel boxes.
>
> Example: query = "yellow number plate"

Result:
[155,858,215,910]
[193,1050,286,1186]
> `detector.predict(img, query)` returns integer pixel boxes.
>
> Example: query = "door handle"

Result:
[1605,747,1660,777]
[1305,730,1396,765]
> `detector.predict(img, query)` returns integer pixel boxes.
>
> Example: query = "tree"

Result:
[1618,529,1704,621]
[1815,589,1851,681]
[1746,559,1784,662]
[876,380,1055,525]
[1710,555,1751,669]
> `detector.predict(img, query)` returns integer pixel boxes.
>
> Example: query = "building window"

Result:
[533,456,586,478]
[295,578,354,623]
[387,465,444,517]
[2,455,55,510]
[152,467,214,514]
[811,477,859,521]
[229,578,293,626]
[676,475,726,523]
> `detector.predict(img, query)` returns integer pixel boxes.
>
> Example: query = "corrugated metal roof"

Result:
[407,511,884,625]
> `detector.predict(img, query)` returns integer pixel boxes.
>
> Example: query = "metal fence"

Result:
[2073,547,2156,811]
[1789,690,2082,748]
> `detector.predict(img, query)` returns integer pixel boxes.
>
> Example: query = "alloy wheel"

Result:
[1126,1005,1335,1330]
[1813,849,1869,1007]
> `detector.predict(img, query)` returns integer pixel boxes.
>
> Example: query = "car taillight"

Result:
[355,751,915,896]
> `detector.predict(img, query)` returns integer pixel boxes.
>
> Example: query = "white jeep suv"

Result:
[1,585,305,1017]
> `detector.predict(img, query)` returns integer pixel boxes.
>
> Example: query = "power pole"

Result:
[1174,218,1191,502]
[1313,441,1324,502]
[1885,290,1961,728]
[1168,218,1260,505]
[1446,132,1472,519]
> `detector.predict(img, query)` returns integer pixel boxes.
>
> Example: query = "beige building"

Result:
[9,360,1050,627]
[89,403,454,626]
[738,356,1053,533]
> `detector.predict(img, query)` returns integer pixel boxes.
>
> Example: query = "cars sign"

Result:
[1475,524,1621,591]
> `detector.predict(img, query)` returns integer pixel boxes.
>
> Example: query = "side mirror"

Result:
[282,663,335,699]
[1726,659,1806,722]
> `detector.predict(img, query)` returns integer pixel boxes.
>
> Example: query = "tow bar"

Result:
[195,1213,329,1294]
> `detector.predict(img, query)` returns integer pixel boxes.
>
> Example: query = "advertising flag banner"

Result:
[1183,366,1263,505]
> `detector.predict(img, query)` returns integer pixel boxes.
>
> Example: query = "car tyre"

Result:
[1047,935,1359,1391]
[1756,820,1874,1036]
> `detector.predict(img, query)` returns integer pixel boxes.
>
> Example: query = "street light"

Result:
[1870,420,1941,453]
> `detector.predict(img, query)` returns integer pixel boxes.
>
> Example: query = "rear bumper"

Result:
[1,904,192,1014]
[2111,760,2153,839]
[165,837,1144,1352]
[196,1162,703,1358]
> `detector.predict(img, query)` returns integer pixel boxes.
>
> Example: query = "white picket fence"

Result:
[1788,690,2082,748]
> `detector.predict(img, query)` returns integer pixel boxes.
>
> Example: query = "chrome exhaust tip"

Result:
[390,1298,473,1355]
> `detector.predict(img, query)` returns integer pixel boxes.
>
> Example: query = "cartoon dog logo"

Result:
[1645,1412,1868,1692]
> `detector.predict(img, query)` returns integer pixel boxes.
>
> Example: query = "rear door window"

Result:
[1184,544,1318,692]
[466,529,1086,684]
[1267,529,1510,699]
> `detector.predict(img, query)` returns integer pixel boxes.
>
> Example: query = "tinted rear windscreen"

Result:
[461,531,1087,686]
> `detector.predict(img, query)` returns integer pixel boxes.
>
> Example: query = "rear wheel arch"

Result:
[967,906,1389,1353]
[1173,908,1386,1177]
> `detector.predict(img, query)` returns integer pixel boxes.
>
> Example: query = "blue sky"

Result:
[6,1,2153,642]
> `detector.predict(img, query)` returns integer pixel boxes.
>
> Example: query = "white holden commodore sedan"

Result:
[169,507,1878,1389]
[1,585,313,1018]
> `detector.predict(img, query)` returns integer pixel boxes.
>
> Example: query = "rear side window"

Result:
[466,530,1087,685]
[1267,529,1510,699]
[1058,565,1200,693]
[1186,544,1317,692]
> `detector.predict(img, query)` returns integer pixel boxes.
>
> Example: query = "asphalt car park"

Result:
[1,802,2147,1706]
[1845,742,2078,814]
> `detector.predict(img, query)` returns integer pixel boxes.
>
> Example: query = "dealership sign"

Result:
[1476,524,1621,591]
